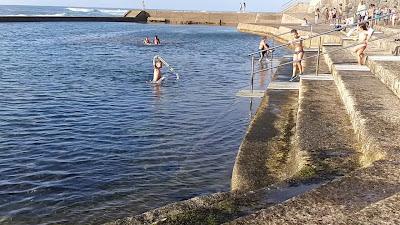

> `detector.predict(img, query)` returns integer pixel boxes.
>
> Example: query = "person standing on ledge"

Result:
[258,36,270,62]
[154,35,160,45]
[353,23,369,65]
[240,3,243,13]
[315,8,320,24]
[243,2,247,12]
[288,29,309,82]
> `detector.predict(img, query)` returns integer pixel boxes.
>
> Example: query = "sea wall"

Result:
[0,16,143,23]
[124,10,282,25]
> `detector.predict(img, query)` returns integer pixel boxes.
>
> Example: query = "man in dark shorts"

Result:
[258,36,270,62]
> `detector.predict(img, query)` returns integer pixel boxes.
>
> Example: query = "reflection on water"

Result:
[0,22,286,225]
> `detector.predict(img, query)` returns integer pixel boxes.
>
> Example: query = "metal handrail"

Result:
[248,11,396,56]
[253,30,400,75]
[281,0,297,9]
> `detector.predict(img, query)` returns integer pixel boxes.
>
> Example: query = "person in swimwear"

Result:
[258,36,270,62]
[144,37,151,45]
[353,23,369,65]
[154,35,160,45]
[153,57,163,83]
[288,29,308,81]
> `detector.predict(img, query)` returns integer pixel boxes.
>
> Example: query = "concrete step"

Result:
[293,77,361,183]
[232,58,300,191]
[225,160,400,225]
[345,193,400,224]
[366,57,400,100]
[323,45,400,163]
[223,44,400,225]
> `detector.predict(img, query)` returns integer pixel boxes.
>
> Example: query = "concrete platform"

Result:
[334,64,370,71]
[236,90,265,98]
[268,81,299,90]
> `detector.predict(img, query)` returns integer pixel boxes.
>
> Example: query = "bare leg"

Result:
[298,52,304,74]
[357,47,366,65]
[291,54,298,78]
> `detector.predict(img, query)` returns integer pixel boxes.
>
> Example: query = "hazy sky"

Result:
[0,0,286,12]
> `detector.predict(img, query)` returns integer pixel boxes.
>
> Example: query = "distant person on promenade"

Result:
[258,36,270,62]
[240,3,243,12]
[153,57,163,83]
[315,8,320,24]
[338,4,344,24]
[154,35,160,45]
[324,7,329,24]
[288,29,308,81]
[243,2,246,12]
[353,23,369,65]
[357,1,367,22]
[367,4,375,26]
[392,6,398,27]
[144,37,151,45]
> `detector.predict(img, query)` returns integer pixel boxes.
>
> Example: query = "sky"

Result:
[0,0,286,12]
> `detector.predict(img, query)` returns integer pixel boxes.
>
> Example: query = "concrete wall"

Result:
[0,16,142,23]
[125,10,282,26]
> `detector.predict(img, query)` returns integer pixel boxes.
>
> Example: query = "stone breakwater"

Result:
[124,10,282,26]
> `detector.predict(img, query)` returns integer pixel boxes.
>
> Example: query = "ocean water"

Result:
[0,21,285,225]
[0,5,129,17]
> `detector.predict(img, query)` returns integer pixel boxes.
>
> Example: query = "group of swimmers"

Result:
[144,35,161,45]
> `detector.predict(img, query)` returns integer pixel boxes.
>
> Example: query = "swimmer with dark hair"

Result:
[154,35,160,45]
[152,56,163,83]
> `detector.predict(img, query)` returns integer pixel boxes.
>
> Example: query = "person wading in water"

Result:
[258,36,270,62]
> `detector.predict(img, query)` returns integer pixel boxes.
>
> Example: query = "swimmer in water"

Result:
[258,36,270,62]
[153,57,163,83]
[288,29,309,82]
[154,35,160,45]
[144,37,151,45]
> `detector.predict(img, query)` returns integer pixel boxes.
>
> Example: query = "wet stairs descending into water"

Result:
[106,23,400,225]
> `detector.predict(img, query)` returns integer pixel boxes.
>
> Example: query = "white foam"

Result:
[98,9,128,16]
[34,13,66,17]
[66,7,94,13]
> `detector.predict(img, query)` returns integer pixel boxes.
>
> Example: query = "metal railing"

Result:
[246,12,399,93]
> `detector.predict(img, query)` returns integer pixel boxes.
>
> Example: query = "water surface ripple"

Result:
[0,22,284,225]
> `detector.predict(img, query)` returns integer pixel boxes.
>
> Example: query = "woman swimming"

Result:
[152,57,163,83]
[154,35,160,45]
[289,29,308,81]
[144,37,151,45]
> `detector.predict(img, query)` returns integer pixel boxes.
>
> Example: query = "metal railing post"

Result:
[251,56,255,93]
[316,36,322,76]
[309,24,313,47]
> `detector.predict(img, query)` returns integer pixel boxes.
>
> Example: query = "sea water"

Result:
[0,5,128,17]
[0,21,286,225]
